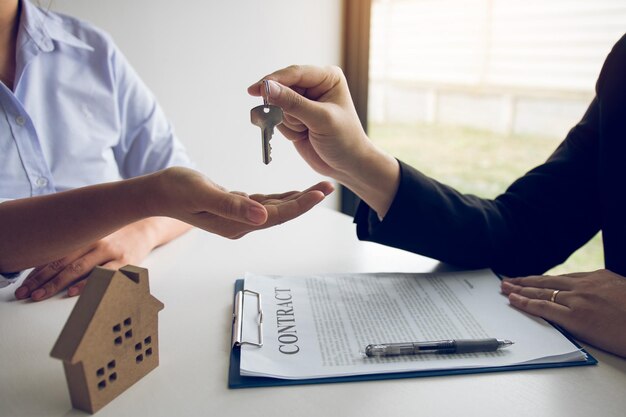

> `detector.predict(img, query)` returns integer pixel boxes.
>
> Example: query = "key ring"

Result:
[263,79,270,107]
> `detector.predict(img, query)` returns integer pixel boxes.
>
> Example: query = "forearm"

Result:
[355,163,509,270]
[356,151,601,276]
[0,174,156,271]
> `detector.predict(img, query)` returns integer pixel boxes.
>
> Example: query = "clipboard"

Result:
[228,279,597,389]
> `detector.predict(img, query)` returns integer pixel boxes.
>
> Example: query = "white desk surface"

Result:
[2,207,626,417]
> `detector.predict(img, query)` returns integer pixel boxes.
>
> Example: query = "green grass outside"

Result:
[368,122,604,276]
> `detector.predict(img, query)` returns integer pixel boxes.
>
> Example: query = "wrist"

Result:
[116,172,193,249]
[120,217,180,255]
[333,132,376,183]
[131,218,165,252]
[338,145,400,218]
[117,168,191,252]
[138,169,171,218]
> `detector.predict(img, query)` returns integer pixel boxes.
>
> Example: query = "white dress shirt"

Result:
[0,0,192,201]
[0,1,194,281]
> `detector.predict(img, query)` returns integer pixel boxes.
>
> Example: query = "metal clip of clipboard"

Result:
[232,289,263,348]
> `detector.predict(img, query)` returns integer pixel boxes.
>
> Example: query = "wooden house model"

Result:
[50,265,164,414]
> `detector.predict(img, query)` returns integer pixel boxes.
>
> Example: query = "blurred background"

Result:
[367,0,626,274]
[52,0,626,273]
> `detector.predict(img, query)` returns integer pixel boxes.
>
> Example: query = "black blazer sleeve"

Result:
[355,99,601,277]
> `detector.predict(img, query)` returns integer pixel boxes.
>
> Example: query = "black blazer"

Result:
[355,34,626,277]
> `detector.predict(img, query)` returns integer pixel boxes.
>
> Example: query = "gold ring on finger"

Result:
[550,289,561,303]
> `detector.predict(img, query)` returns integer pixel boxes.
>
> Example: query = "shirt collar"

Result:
[19,0,94,53]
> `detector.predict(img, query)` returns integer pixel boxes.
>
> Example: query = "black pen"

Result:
[364,338,514,357]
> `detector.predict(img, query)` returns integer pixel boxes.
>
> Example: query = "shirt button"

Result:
[15,116,25,126]
[35,177,48,188]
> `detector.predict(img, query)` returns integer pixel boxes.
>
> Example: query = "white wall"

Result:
[51,0,342,207]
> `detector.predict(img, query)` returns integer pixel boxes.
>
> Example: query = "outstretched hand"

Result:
[206,181,335,239]
[12,167,333,301]
[151,167,334,239]
[501,269,626,357]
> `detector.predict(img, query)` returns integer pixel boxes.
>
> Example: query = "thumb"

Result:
[207,191,268,225]
[265,80,327,127]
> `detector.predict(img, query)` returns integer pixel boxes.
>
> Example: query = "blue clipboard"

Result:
[228,279,597,389]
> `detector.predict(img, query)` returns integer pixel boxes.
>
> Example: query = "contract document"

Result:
[238,269,588,380]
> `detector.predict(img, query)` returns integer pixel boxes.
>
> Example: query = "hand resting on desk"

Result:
[14,218,190,301]
[501,269,626,358]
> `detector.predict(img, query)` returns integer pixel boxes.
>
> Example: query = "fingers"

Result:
[297,181,334,198]
[502,272,578,326]
[507,292,571,325]
[248,65,344,99]
[65,258,127,298]
[249,191,300,202]
[502,281,571,305]
[250,181,335,204]
[249,182,334,203]
[15,253,83,300]
[279,113,309,142]
[263,189,327,228]
[200,189,269,226]
[248,66,342,127]
[191,184,330,238]
[16,247,108,301]
[276,123,309,142]
[67,280,88,297]
[15,270,45,299]
[503,274,576,291]
[283,113,307,132]
[263,80,329,128]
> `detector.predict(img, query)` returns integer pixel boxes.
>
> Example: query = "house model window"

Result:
[50,265,164,414]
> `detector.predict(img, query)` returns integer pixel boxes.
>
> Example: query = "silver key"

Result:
[250,81,283,164]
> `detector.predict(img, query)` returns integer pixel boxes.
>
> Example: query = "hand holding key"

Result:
[248,67,371,178]
[251,80,283,164]
[248,65,401,218]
